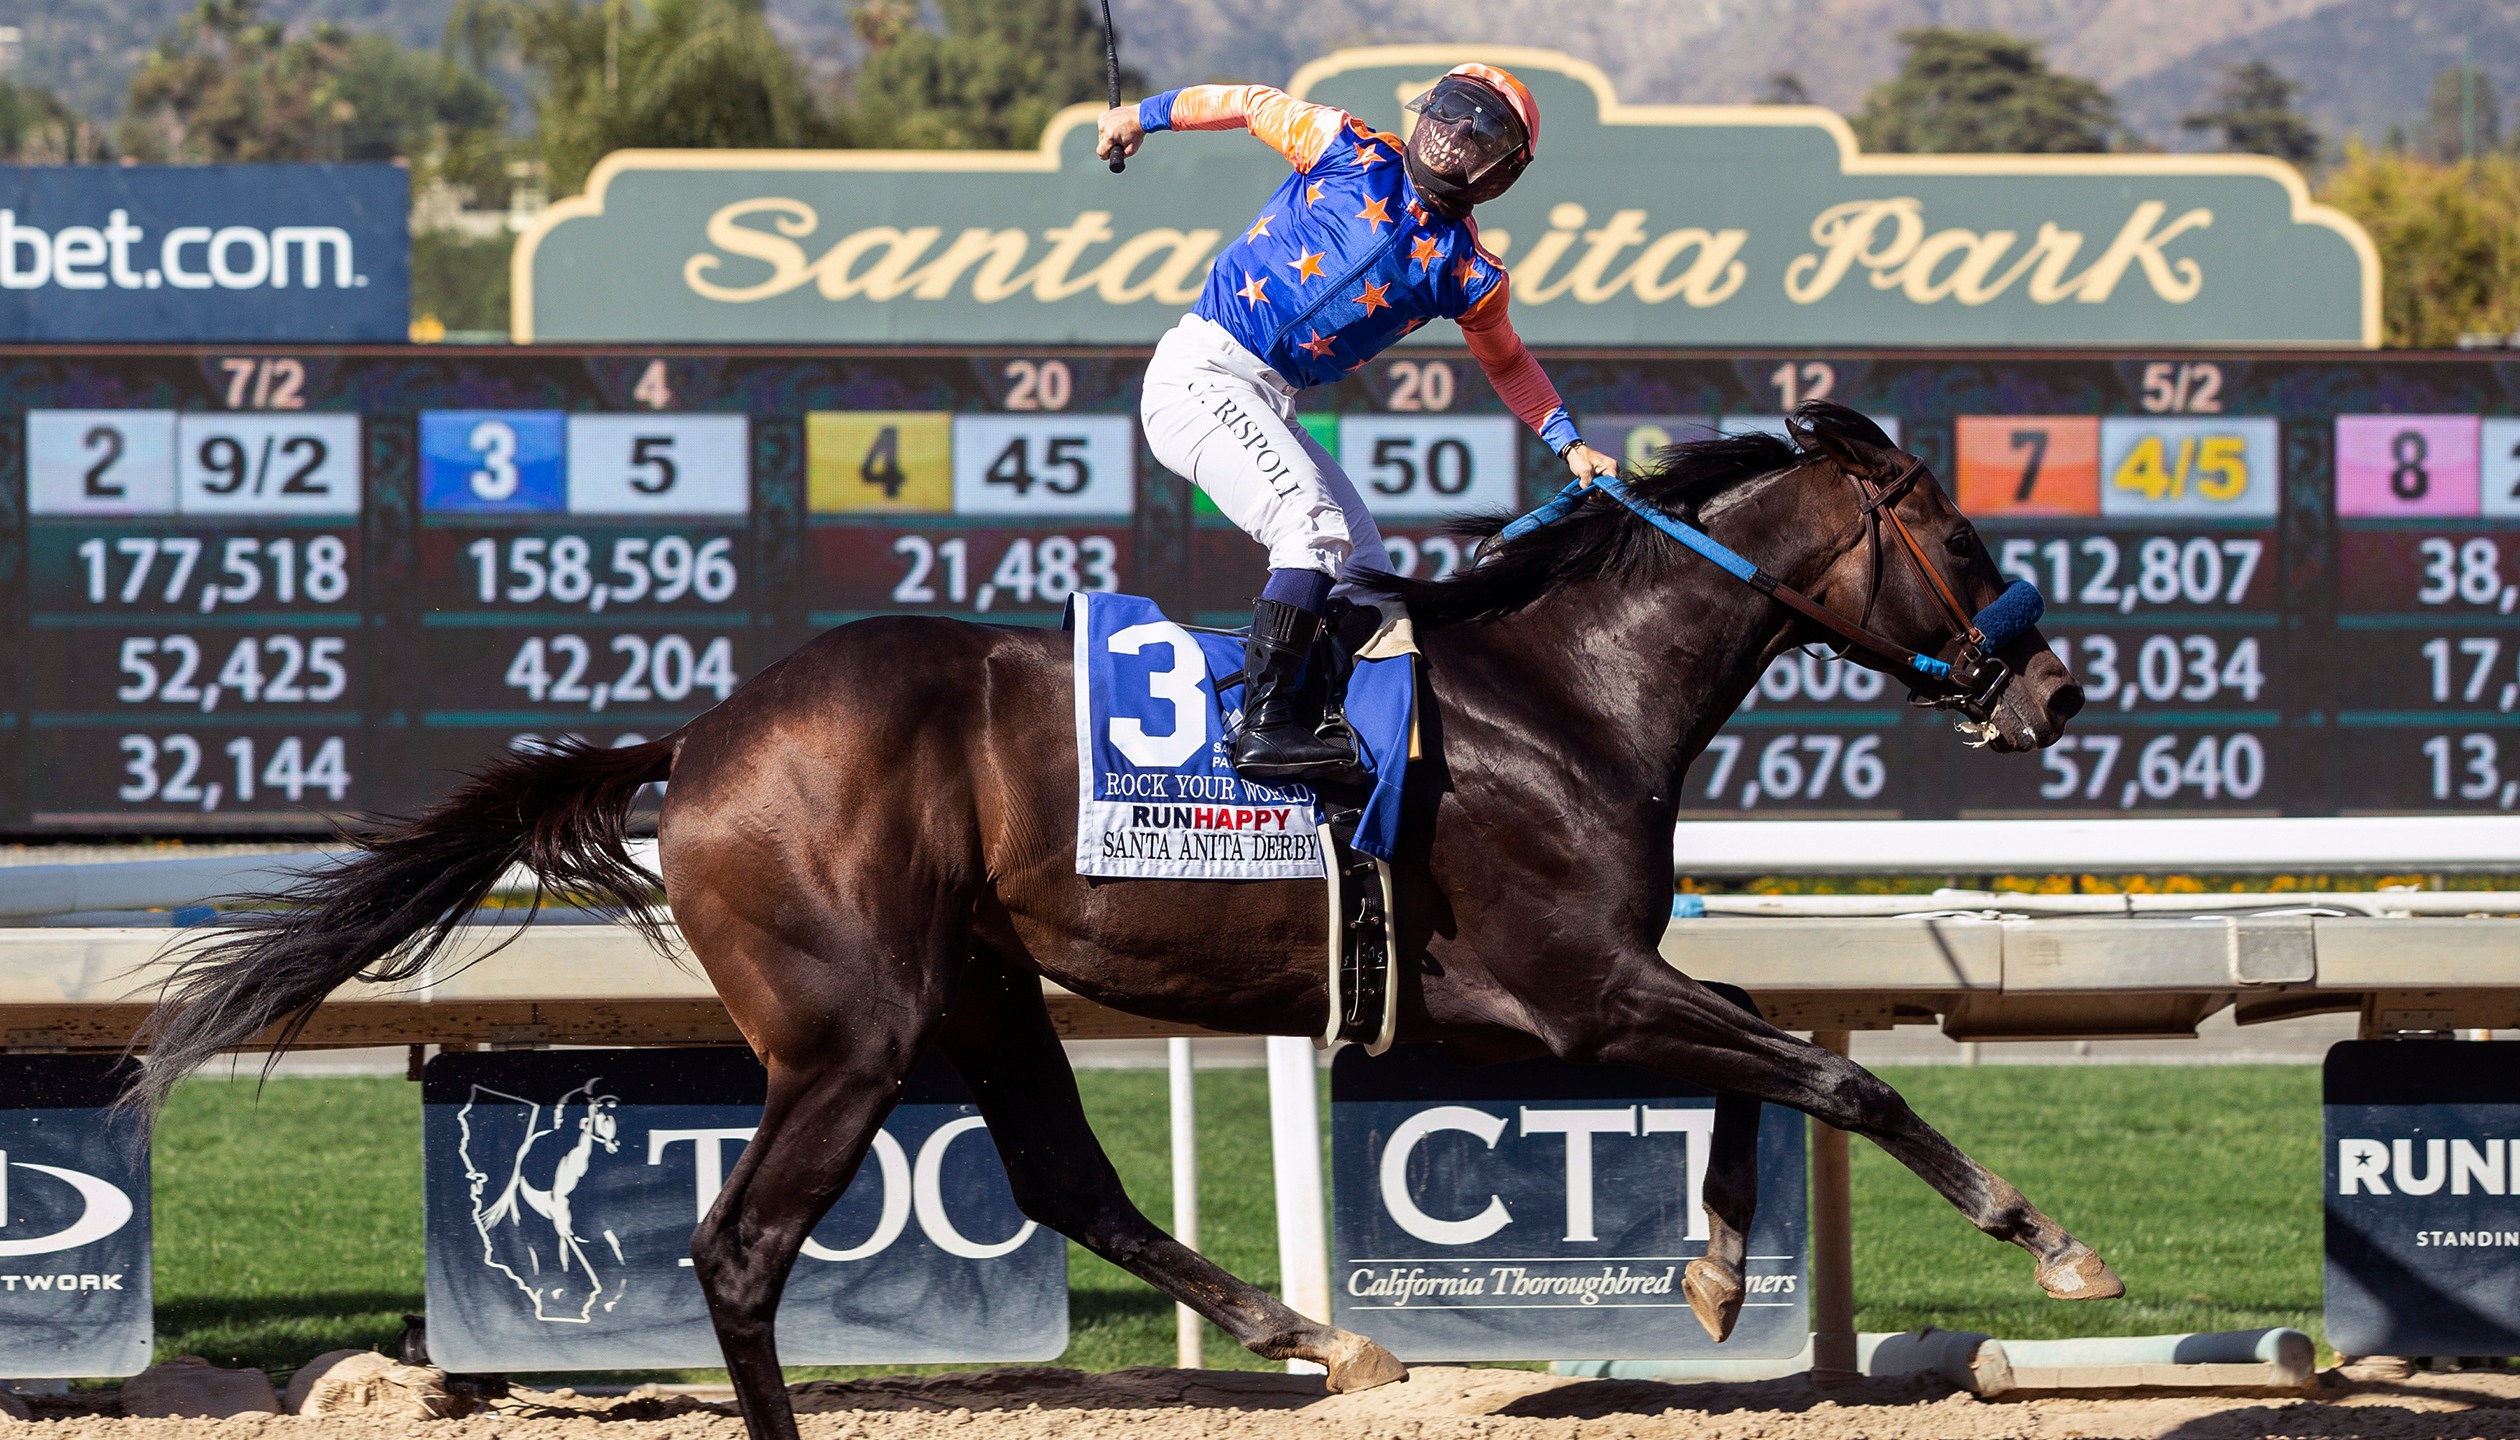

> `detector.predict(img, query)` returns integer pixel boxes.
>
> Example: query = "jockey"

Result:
[1100,65,1619,783]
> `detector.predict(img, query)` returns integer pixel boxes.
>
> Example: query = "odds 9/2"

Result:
[465,534,738,611]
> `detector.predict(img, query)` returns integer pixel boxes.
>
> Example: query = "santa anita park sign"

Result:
[513,45,2379,348]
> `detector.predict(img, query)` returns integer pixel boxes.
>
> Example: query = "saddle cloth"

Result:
[1066,591,1413,880]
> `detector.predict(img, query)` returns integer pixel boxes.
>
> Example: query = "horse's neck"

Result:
[1450,473,1853,795]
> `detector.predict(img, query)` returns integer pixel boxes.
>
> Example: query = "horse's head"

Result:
[1784,402,2082,754]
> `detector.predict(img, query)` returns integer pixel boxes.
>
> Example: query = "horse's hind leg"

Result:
[934,955,1408,1391]
[679,916,949,1440]
[1679,985,1764,1343]
[1560,961,2122,1305]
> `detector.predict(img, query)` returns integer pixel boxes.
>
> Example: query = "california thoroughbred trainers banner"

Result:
[515,45,2376,349]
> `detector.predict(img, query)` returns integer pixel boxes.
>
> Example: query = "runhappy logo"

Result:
[0,208,367,292]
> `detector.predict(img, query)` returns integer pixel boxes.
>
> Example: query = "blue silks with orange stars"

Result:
[1138,83,1581,454]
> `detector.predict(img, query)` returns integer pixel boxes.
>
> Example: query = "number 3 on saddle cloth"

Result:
[1066,591,1413,1050]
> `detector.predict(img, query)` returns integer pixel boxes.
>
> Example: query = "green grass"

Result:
[1852,1065,2324,1346]
[147,1064,2326,1378]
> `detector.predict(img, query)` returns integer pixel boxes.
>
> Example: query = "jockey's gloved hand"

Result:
[1562,441,1619,487]
[1098,107,1145,162]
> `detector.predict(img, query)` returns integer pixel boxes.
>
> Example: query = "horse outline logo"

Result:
[457,1079,629,1323]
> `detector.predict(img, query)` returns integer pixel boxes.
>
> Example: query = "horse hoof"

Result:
[1321,1331,1408,1393]
[2036,1241,2125,1300]
[1682,1258,1742,1342]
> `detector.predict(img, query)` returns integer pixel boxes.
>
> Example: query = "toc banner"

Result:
[422,1048,1066,1372]
[1330,1046,1806,1362]
[2325,1040,2520,1356]
[0,1057,151,1378]
[0,164,407,341]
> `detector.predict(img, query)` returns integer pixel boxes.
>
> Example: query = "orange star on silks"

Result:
[1452,255,1485,286]
[1408,233,1443,270]
[1407,200,1430,225]
[1354,195,1392,232]
[1286,248,1326,283]
[1234,273,1269,305]
[1304,180,1326,205]
[1296,329,1338,359]
[1353,140,1386,167]
[1352,279,1391,315]
[1245,213,1275,242]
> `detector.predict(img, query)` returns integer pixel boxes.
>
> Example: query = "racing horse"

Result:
[126,402,2110,1440]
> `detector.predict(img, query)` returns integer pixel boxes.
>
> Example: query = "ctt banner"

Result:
[0,164,407,341]
[1330,1045,1806,1361]
[0,1056,151,1379]
[422,1048,1066,1372]
[2325,1040,2520,1356]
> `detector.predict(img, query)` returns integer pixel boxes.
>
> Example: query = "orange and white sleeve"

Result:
[1459,279,1583,453]
[1136,85,1349,172]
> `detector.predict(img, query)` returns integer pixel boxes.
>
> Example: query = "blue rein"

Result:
[1495,476,2045,687]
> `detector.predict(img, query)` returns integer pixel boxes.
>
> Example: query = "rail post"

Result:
[1265,1034,1330,1373]
[1810,1028,1858,1382]
[1168,1035,1201,1368]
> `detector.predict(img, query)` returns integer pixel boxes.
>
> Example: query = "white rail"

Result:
[1673,816,2520,873]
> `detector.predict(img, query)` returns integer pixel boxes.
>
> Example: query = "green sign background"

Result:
[515,45,2378,348]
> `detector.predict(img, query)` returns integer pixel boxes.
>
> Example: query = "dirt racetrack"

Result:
[21,1364,2520,1440]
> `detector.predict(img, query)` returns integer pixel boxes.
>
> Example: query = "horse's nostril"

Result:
[2048,682,2086,723]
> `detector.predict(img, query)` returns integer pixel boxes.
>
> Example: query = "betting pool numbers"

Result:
[18,349,2520,835]
[418,408,752,779]
[1962,407,2283,814]
[2332,413,2520,811]
[25,405,363,824]
[806,365,1135,624]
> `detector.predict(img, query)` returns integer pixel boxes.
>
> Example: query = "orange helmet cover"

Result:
[1443,63,1539,159]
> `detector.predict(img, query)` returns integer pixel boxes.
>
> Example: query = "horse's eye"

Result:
[1943,529,1976,558]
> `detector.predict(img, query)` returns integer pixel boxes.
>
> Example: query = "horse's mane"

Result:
[1359,400,1896,629]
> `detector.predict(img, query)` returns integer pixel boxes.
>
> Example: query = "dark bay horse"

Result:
[129,402,2111,1440]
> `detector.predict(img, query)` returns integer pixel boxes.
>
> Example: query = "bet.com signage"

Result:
[518,44,2375,348]
[0,164,408,341]
[421,1048,1065,1372]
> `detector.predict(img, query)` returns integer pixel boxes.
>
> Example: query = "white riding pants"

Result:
[1140,314,1391,585]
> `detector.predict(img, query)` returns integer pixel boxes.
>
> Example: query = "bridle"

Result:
[1497,449,2045,726]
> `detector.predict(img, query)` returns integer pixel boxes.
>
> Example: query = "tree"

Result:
[848,0,1132,150]
[1758,72,1811,106]
[0,81,103,162]
[1853,28,2115,154]
[118,0,504,164]
[2320,143,2520,346]
[455,0,838,195]
[2181,59,2319,168]
[2418,66,2500,164]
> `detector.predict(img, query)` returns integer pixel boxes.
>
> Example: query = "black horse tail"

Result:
[123,736,678,1115]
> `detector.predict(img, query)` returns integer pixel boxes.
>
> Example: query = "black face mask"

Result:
[1403,78,1529,217]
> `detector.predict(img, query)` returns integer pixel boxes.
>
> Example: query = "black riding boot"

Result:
[1232,598,1362,783]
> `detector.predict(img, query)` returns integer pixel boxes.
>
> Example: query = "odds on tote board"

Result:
[7,346,2520,832]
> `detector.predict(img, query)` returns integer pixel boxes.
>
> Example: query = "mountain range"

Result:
[17,0,2520,157]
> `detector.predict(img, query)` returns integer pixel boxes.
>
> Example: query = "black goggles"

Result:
[1405,80,1525,183]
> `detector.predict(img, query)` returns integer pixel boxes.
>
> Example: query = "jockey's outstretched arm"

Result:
[1459,280,1619,484]
[1099,84,1347,171]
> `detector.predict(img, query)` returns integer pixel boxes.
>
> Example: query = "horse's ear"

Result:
[1787,400,1899,477]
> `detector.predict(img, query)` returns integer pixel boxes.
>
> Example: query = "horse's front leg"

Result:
[1679,983,1766,1343]
[1539,955,2123,1305]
